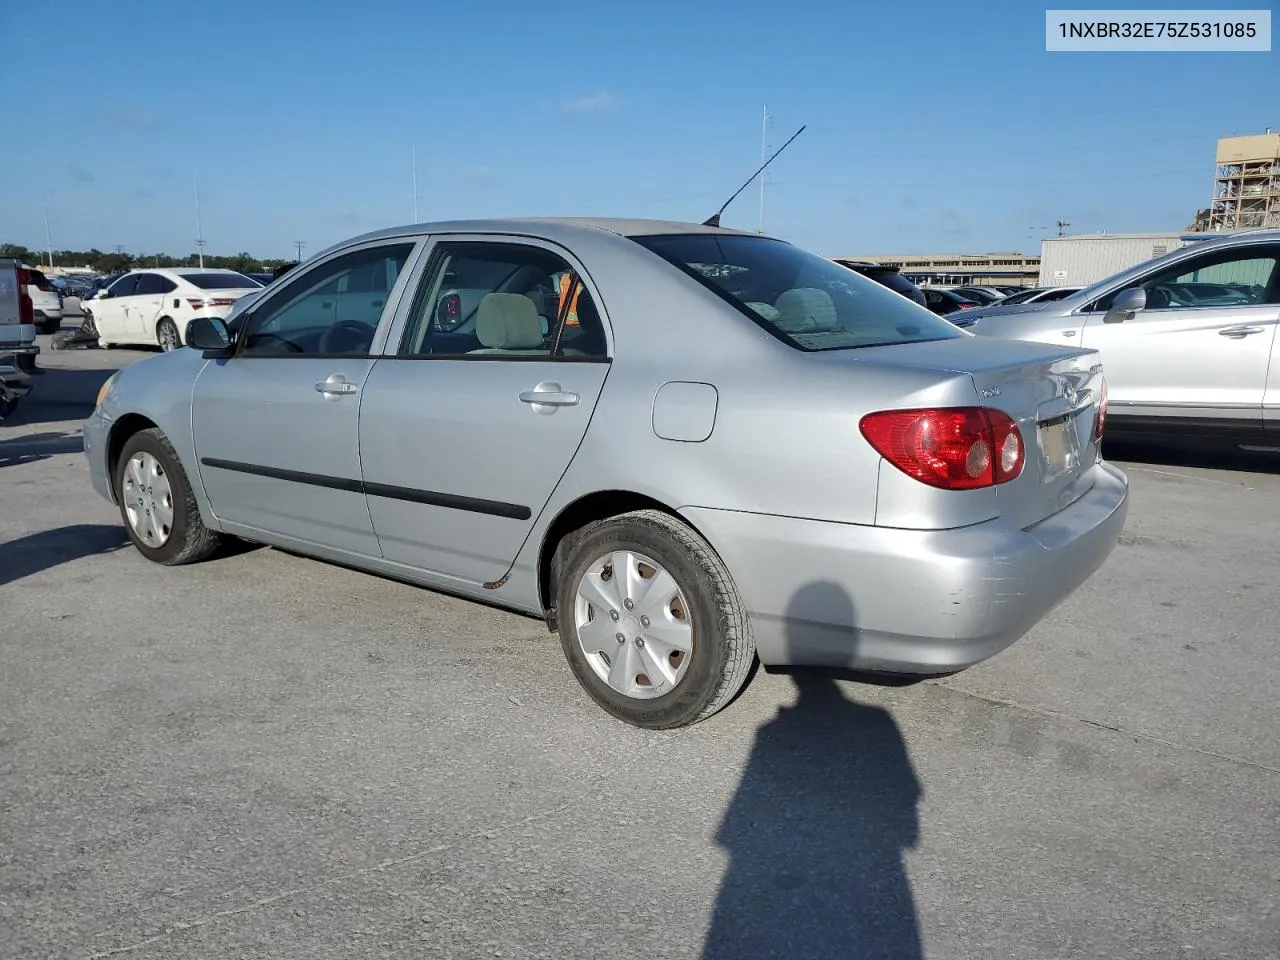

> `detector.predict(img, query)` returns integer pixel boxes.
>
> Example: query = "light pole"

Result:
[194,168,205,267]
[43,192,55,268]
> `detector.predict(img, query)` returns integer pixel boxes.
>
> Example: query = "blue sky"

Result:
[1,0,1276,260]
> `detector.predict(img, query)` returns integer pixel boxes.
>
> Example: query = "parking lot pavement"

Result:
[2,355,1278,959]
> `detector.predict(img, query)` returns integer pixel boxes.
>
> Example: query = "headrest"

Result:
[775,287,840,333]
[476,293,543,349]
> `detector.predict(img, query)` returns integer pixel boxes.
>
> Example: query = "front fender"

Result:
[99,348,223,531]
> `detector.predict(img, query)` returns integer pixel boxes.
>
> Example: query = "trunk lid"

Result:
[0,261,21,329]
[851,336,1106,529]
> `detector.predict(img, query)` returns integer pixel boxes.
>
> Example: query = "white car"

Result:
[88,268,263,350]
[23,266,64,335]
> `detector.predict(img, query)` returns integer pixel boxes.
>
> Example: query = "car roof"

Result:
[320,217,761,258]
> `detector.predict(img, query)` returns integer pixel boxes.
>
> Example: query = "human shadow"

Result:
[0,524,129,587]
[704,581,923,959]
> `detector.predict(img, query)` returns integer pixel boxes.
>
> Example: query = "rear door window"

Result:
[633,234,959,351]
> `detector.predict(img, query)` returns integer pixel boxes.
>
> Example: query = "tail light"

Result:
[859,407,1025,490]
[186,297,237,310]
[16,269,34,326]
[1093,379,1108,441]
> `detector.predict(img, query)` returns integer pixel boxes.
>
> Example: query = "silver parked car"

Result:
[83,218,1128,728]
[953,229,1280,443]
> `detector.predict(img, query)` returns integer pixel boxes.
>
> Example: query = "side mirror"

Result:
[95,289,110,299]
[1104,287,1145,323]
[185,316,232,357]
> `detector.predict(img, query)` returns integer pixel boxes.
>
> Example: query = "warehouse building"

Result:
[1036,232,1188,287]
[830,252,1040,287]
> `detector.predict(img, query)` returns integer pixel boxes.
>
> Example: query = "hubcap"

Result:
[159,324,178,351]
[573,550,694,699]
[122,452,174,547]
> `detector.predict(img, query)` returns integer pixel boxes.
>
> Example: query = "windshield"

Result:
[633,234,961,351]
[184,272,262,290]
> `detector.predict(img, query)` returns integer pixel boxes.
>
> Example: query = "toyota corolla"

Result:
[84,218,1128,728]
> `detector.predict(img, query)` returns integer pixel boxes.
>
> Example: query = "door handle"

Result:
[519,381,579,413]
[1219,326,1265,338]
[315,376,358,397]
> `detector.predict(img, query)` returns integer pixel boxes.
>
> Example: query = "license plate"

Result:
[1039,414,1079,478]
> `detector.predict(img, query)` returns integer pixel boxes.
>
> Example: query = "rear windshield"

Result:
[633,234,961,351]
[866,270,920,297]
[184,272,262,290]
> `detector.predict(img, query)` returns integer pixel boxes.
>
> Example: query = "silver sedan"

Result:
[84,218,1128,728]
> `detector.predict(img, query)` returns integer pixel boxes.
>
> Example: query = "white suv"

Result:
[87,268,263,350]
[23,266,64,335]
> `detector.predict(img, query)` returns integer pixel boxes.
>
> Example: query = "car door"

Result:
[359,237,611,585]
[129,272,171,340]
[1079,243,1280,431]
[93,273,138,341]
[190,240,421,556]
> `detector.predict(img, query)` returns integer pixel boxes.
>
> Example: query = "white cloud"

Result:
[562,91,619,114]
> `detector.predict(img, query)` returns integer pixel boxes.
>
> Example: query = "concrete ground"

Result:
[2,335,1278,960]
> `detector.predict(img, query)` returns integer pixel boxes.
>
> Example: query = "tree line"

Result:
[0,243,292,276]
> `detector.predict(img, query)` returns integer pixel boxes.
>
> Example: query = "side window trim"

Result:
[385,233,613,362]
[231,238,426,359]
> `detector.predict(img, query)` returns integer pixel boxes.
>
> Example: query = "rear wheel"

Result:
[156,317,181,352]
[38,316,60,335]
[554,509,756,729]
[115,428,222,565]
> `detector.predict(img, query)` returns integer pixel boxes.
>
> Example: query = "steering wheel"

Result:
[319,319,376,355]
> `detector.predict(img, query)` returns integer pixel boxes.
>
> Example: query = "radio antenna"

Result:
[703,124,806,228]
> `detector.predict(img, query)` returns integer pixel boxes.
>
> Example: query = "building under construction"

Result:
[1208,132,1280,231]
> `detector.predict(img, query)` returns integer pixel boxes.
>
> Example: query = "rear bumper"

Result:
[682,459,1129,674]
[0,324,39,354]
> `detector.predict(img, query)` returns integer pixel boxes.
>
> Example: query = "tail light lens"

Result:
[859,407,1025,490]
[1093,380,1108,441]
[186,297,237,310]
[16,269,34,326]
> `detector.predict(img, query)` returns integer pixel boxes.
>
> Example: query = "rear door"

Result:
[1078,243,1280,432]
[359,237,611,584]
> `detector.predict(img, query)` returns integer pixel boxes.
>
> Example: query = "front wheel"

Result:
[554,509,756,729]
[115,428,223,565]
[156,317,181,352]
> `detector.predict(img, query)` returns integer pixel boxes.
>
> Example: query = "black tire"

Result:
[156,317,181,352]
[553,509,756,729]
[115,428,223,565]
[38,317,61,335]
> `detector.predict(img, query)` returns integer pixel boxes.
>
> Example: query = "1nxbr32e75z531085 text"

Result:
[1046,9,1271,50]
